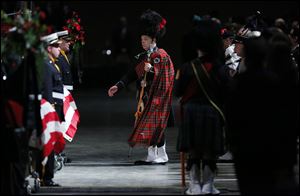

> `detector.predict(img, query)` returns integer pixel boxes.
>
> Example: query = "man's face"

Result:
[223,37,233,49]
[141,35,154,51]
[289,29,298,46]
[234,42,244,57]
[48,44,61,58]
[59,39,71,52]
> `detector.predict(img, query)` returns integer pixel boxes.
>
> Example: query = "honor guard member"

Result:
[39,32,64,186]
[56,30,74,91]
[55,30,74,164]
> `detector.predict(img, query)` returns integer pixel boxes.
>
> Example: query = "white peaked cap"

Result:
[40,33,60,45]
[56,30,69,38]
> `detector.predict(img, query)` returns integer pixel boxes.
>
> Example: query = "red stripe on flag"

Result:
[40,99,65,159]
[62,87,80,142]
[41,112,61,129]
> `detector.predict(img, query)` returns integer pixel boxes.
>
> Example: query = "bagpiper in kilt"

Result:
[128,47,174,147]
[108,9,174,165]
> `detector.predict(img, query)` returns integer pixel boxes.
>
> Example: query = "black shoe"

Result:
[134,160,167,165]
[152,161,167,165]
[134,160,153,165]
[65,157,72,163]
[43,180,61,187]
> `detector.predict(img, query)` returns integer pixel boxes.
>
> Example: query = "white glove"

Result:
[144,63,153,72]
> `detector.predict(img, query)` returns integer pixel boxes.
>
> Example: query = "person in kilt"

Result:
[108,9,174,165]
[175,18,225,195]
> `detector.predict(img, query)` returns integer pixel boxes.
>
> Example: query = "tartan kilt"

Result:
[176,101,225,159]
[128,91,172,147]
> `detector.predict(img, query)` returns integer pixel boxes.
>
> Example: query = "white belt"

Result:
[52,92,64,100]
[28,94,42,100]
[64,85,73,90]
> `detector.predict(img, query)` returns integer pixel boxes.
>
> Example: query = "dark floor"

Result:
[32,88,298,195]
[31,88,239,195]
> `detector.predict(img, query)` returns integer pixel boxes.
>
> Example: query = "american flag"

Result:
[61,87,80,142]
[40,99,65,165]
[40,88,79,165]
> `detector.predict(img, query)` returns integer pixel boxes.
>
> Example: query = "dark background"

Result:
[2,1,299,88]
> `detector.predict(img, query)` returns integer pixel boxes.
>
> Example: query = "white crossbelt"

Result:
[28,94,42,101]
[64,85,73,90]
[52,92,64,99]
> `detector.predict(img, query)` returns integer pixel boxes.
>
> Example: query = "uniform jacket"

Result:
[56,51,73,88]
[42,57,64,106]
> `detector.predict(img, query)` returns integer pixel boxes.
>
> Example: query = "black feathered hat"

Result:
[233,28,262,44]
[138,9,166,40]
[233,11,263,44]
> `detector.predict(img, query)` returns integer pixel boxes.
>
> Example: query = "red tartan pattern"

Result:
[128,49,174,147]
[135,61,146,79]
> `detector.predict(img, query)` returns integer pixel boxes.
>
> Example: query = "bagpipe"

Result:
[134,50,153,126]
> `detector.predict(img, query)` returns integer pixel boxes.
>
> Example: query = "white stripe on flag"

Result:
[40,101,56,119]
[62,87,80,142]
[41,121,62,144]
[40,98,65,164]
[69,101,77,110]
